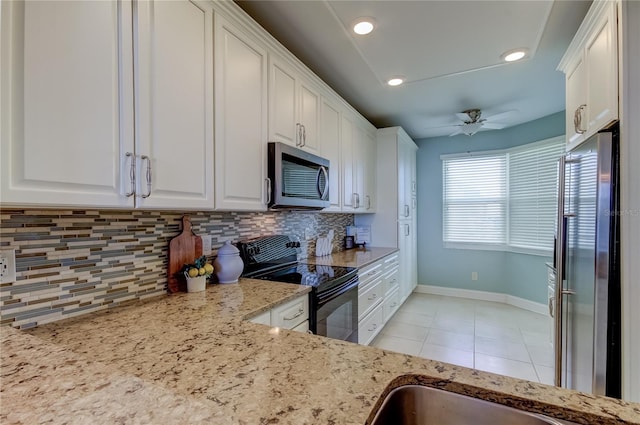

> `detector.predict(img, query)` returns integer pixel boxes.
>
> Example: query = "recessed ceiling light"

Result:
[353,18,376,35]
[387,77,404,87]
[502,48,528,62]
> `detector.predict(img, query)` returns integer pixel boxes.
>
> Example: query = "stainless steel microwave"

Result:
[267,142,330,210]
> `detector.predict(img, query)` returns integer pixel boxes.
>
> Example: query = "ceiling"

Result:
[235,0,592,140]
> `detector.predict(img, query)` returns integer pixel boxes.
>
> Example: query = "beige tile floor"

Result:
[371,292,555,385]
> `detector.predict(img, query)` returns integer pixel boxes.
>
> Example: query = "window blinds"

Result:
[442,136,565,254]
[509,138,566,251]
[443,154,506,245]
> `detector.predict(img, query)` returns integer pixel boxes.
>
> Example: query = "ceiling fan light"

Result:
[502,48,528,62]
[387,77,404,86]
[353,18,375,35]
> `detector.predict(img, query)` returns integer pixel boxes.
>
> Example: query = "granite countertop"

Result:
[2,249,639,425]
[305,246,398,268]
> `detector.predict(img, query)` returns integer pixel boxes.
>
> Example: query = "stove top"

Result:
[237,234,357,290]
[250,263,356,287]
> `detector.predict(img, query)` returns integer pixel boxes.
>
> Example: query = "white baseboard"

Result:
[414,284,548,316]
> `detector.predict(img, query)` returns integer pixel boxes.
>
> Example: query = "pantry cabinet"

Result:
[268,54,321,155]
[0,0,214,209]
[213,13,268,211]
[355,127,418,303]
[559,0,618,151]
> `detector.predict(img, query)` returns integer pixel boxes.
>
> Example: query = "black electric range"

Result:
[238,235,359,343]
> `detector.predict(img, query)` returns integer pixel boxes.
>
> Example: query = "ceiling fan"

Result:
[447,109,515,136]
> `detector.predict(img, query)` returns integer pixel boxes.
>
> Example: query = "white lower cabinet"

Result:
[248,294,309,332]
[357,252,403,345]
[359,302,384,346]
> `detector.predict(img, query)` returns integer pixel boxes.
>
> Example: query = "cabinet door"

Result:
[565,55,586,149]
[362,128,377,212]
[585,3,618,135]
[135,0,213,209]
[269,55,298,146]
[398,220,416,303]
[214,14,268,211]
[320,97,342,211]
[298,79,321,154]
[1,0,134,208]
[341,113,357,211]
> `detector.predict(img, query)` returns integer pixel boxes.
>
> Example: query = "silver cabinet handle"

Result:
[301,124,306,147]
[356,193,360,209]
[368,323,377,332]
[367,293,377,301]
[366,195,371,210]
[125,152,136,197]
[404,204,410,217]
[284,308,304,321]
[548,297,554,318]
[296,123,302,146]
[140,155,152,198]
[265,177,272,205]
[405,224,410,236]
[574,104,587,134]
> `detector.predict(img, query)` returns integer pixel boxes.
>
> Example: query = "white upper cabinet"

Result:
[0,0,214,209]
[214,13,268,211]
[559,0,618,151]
[361,127,377,213]
[320,96,342,212]
[135,0,214,209]
[268,54,320,154]
[1,0,134,208]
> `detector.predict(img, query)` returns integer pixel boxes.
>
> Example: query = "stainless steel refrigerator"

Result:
[553,125,621,398]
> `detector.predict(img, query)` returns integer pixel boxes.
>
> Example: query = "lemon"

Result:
[187,268,199,278]
[198,267,206,276]
[204,263,214,274]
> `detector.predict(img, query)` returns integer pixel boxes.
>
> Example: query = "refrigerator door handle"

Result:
[554,155,568,388]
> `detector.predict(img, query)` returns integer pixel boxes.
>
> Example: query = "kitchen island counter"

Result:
[2,271,639,424]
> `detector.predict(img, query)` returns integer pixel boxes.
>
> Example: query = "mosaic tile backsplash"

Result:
[0,209,354,329]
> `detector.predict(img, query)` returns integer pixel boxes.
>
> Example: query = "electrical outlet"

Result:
[471,271,478,281]
[0,249,17,284]
[202,235,212,256]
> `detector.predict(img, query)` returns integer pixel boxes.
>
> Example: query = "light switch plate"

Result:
[202,235,212,256]
[0,249,17,284]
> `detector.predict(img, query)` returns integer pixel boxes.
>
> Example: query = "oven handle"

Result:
[316,276,359,305]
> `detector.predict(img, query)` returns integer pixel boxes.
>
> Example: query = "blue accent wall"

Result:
[414,112,564,304]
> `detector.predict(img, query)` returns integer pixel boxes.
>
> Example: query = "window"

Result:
[442,136,565,254]
[443,154,506,246]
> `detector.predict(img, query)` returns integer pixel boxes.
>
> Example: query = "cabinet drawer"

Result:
[383,267,399,295]
[383,254,399,271]
[358,261,383,287]
[383,288,400,322]
[359,302,384,346]
[271,295,309,329]
[291,319,309,333]
[358,277,383,320]
[249,310,271,325]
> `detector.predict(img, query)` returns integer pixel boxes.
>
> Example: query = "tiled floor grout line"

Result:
[373,294,552,384]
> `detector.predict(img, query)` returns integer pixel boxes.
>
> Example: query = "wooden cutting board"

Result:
[167,215,202,293]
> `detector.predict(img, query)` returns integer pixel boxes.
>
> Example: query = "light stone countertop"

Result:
[2,250,639,425]
[305,246,398,268]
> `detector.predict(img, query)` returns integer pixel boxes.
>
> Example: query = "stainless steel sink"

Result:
[369,385,577,425]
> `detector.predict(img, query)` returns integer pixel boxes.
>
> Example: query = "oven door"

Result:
[313,275,359,344]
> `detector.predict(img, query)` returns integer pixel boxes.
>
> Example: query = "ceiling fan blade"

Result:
[483,110,517,122]
[455,112,471,122]
[482,122,506,130]
[448,128,464,137]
